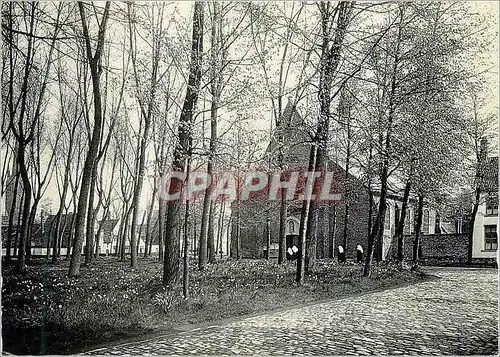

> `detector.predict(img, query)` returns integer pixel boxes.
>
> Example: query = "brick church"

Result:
[231,101,438,262]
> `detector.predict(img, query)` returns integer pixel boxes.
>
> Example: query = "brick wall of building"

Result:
[403,233,469,262]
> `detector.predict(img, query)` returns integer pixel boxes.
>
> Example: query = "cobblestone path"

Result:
[86,267,498,355]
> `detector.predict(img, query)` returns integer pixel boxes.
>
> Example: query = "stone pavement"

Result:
[86,267,498,355]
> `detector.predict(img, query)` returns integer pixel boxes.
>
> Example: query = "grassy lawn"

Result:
[2,257,431,355]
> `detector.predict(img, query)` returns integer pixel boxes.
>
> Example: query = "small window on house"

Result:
[423,210,430,234]
[484,225,498,251]
[288,221,295,234]
[486,194,498,215]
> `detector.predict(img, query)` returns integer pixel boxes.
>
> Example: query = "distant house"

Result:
[232,101,438,261]
[2,213,74,257]
[43,213,74,252]
[138,208,230,258]
[94,219,119,255]
[471,156,498,260]
[138,210,161,255]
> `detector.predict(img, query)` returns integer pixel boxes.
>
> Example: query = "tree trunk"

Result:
[47,217,57,260]
[52,208,63,263]
[305,184,319,272]
[120,217,127,260]
[94,229,101,259]
[6,169,20,262]
[149,223,154,256]
[235,201,241,259]
[305,2,352,272]
[69,1,111,277]
[367,185,373,242]
[137,209,147,255]
[163,199,182,285]
[226,211,232,257]
[5,4,18,264]
[129,121,152,267]
[16,143,31,273]
[120,204,132,261]
[183,163,191,299]
[66,207,76,260]
[266,214,271,260]
[198,189,210,268]
[396,179,411,261]
[467,138,486,263]
[363,7,402,277]
[46,217,52,260]
[468,187,481,263]
[363,170,389,277]
[342,205,350,254]
[115,205,125,257]
[127,2,158,269]
[363,95,396,275]
[94,208,110,259]
[296,144,317,284]
[158,196,164,261]
[413,193,424,262]
[339,90,352,256]
[163,1,203,287]
[217,201,225,258]
[13,190,24,259]
[144,189,156,257]
[278,194,287,264]
[366,143,374,254]
[85,165,97,264]
[26,196,41,263]
[208,201,216,263]
[318,207,329,259]
[12,3,35,273]
[199,1,220,270]
[329,204,336,259]
[58,217,66,257]
[192,202,197,259]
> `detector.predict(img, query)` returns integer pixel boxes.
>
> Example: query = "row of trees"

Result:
[2,2,497,290]
[294,1,496,279]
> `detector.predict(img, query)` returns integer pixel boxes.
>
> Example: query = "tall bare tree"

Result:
[69,1,111,277]
[127,3,164,268]
[304,1,354,273]
[4,3,63,272]
[163,1,204,287]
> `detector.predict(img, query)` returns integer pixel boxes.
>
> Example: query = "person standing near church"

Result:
[338,245,345,263]
[356,243,364,263]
